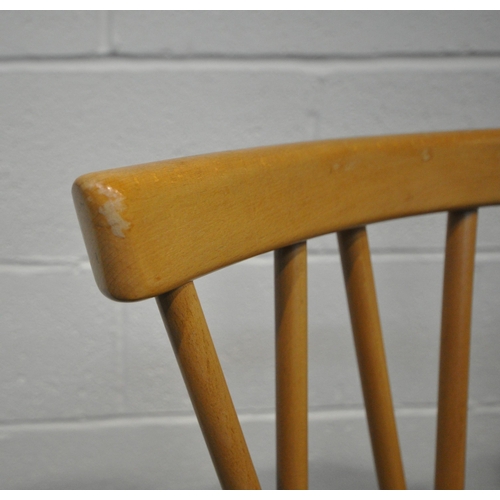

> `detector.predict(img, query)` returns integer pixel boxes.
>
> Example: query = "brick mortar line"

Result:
[1,403,500,430]
[0,54,500,72]
[1,51,500,63]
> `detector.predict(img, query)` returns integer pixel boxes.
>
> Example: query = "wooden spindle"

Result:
[275,242,308,489]
[338,227,406,490]
[157,282,261,490]
[435,209,478,489]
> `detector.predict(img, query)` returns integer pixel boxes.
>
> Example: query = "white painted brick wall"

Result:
[1,11,499,489]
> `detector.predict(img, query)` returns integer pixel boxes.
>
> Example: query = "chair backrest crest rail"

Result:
[73,129,500,302]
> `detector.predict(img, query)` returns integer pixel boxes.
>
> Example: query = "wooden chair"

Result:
[72,129,500,490]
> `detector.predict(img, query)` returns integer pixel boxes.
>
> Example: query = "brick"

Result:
[0,410,498,488]
[317,60,500,142]
[373,255,500,407]
[309,254,500,408]
[112,11,500,57]
[0,266,123,421]
[0,11,104,58]
[0,417,217,489]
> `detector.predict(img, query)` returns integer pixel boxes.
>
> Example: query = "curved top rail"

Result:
[73,129,500,301]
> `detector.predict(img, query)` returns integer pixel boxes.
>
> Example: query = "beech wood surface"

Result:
[338,227,406,490]
[156,282,261,490]
[275,242,308,489]
[435,210,478,490]
[73,129,500,301]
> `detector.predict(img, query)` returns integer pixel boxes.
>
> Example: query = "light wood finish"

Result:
[435,210,478,490]
[338,227,406,490]
[73,128,500,490]
[275,242,308,490]
[72,129,500,301]
[156,282,261,490]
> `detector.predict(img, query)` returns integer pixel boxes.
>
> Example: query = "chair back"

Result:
[73,129,500,489]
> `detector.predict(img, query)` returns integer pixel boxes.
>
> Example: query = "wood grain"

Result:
[338,227,406,489]
[72,129,500,301]
[435,210,478,489]
[156,282,261,490]
[275,242,308,489]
